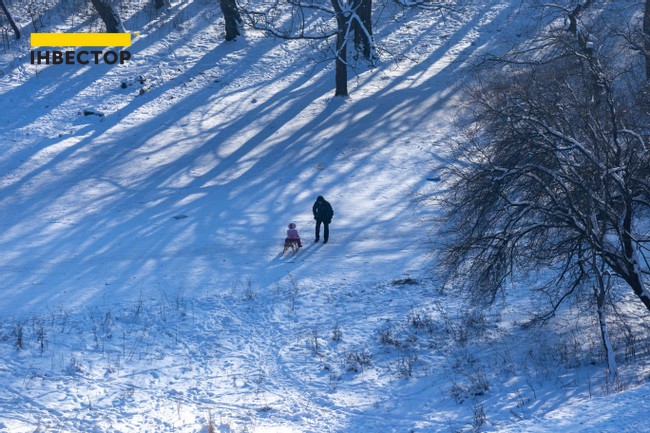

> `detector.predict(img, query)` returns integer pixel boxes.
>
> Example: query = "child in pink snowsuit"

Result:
[285,223,302,247]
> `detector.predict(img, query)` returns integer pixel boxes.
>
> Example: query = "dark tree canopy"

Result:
[442,38,650,316]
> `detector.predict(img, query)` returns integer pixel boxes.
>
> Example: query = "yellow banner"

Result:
[31,33,132,47]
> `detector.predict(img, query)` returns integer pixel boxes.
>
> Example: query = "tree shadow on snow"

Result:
[0,0,523,318]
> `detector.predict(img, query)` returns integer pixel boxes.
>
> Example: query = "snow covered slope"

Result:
[0,0,483,316]
[1,0,649,432]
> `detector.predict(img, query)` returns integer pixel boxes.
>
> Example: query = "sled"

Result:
[282,239,301,255]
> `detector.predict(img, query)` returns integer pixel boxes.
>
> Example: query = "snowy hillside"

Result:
[1,0,650,432]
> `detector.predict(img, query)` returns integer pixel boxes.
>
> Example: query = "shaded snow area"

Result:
[1,0,650,432]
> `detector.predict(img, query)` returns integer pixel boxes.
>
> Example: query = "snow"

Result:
[1,0,650,432]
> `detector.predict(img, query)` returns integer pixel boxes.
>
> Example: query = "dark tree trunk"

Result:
[0,0,20,39]
[90,0,126,33]
[603,196,650,313]
[594,280,617,380]
[352,0,372,60]
[331,0,348,97]
[621,196,650,311]
[621,267,650,313]
[334,27,348,96]
[643,0,650,81]
[154,0,170,9]
[220,0,242,41]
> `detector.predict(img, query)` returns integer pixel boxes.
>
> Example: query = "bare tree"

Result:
[441,35,650,316]
[241,0,377,97]
[0,0,20,39]
[241,0,458,96]
[90,0,126,33]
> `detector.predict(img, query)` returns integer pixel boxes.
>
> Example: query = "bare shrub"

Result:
[396,350,418,378]
[345,349,372,373]
[332,323,343,342]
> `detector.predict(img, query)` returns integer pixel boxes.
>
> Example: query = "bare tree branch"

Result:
[440,27,650,315]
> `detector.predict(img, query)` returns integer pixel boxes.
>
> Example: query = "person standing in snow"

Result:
[312,195,334,244]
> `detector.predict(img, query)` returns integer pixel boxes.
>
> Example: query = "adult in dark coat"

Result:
[312,195,334,244]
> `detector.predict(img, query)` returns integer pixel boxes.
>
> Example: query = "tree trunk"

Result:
[220,0,242,41]
[334,15,348,96]
[606,197,650,312]
[90,0,126,33]
[0,0,20,39]
[595,286,617,381]
[154,0,171,9]
[352,0,372,60]
[643,0,650,81]
[591,255,617,381]
[331,0,348,97]
[623,196,650,312]
[618,254,650,312]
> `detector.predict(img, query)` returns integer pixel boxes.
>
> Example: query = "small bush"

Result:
[345,349,372,373]
[396,350,418,378]
[379,327,402,349]
[14,323,23,351]
[406,309,435,333]
[332,323,343,342]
